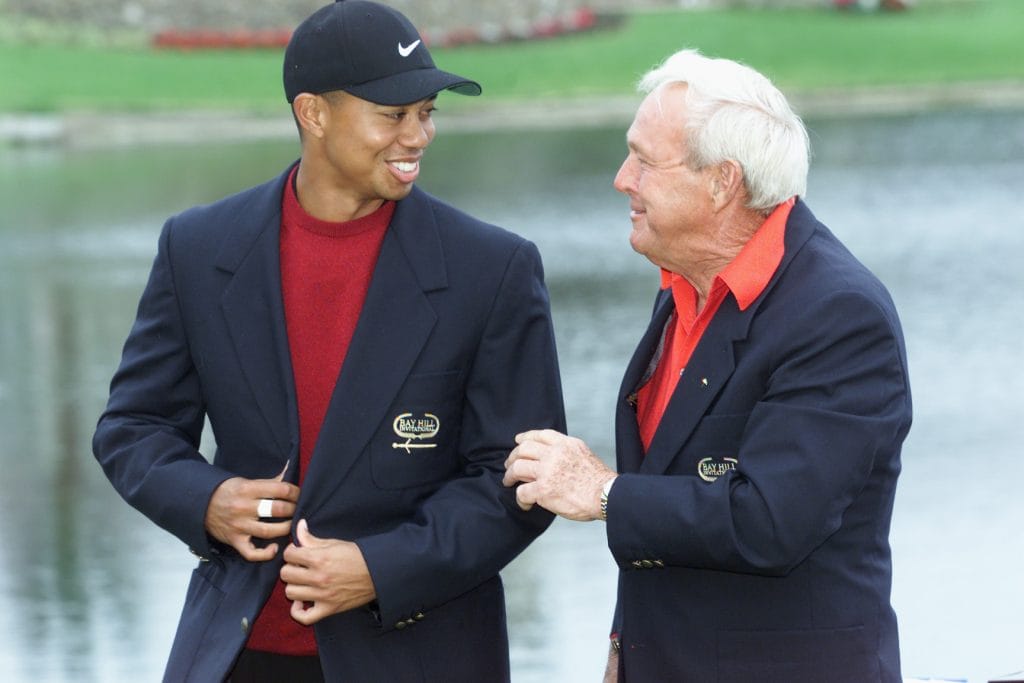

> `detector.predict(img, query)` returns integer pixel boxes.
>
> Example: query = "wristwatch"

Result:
[600,477,616,521]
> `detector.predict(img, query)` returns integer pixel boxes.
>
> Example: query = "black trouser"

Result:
[229,649,325,683]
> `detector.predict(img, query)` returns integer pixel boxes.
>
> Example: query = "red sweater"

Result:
[246,167,393,655]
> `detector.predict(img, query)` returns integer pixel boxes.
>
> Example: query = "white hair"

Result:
[638,48,810,212]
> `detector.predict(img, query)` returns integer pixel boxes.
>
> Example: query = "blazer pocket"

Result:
[717,625,877,682]
[676,413,748,480]
[370,371,463,490]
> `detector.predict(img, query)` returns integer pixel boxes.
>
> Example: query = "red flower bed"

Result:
[152,8,600,51]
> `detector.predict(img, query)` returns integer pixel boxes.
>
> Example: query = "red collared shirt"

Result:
[636,198,795,451]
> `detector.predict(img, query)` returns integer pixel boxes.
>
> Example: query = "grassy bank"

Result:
[2,0,1022,113]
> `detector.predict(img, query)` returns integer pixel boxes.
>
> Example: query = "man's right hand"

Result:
[603,644,619,683]
[204,463,300,561]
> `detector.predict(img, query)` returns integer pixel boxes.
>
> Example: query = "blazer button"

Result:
[414,612,425,621]
[240,617,249,634]
[395,620,407,630]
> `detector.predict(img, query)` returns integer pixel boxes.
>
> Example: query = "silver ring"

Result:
[257,498,274,519]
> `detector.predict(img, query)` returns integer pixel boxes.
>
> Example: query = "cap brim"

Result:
[344,67,481,106]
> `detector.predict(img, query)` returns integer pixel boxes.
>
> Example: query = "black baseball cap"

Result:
[283,0,482,105]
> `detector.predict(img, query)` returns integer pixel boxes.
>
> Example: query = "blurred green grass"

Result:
[2,0,1022,113]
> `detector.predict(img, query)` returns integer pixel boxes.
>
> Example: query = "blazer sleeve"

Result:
[356,239,564,629]
[606,287,911,575]
[92,219,234,556]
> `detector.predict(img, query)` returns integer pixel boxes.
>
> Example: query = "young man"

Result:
[94,2,564,681]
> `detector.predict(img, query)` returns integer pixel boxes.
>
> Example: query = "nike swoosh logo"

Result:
[397,40,421,58]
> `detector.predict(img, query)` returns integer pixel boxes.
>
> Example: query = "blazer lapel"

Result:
[615,289,673,474]
[640,301,749,475]
[637,198,820,475]
[298,187,444,517]
[216,166,298,464]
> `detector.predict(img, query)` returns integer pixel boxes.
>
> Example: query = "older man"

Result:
[504,49,910,682]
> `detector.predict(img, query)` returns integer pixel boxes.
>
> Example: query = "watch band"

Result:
[600,477,615,521]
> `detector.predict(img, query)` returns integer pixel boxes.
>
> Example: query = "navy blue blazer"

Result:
[93,164,564,682]
[606,200,911,682]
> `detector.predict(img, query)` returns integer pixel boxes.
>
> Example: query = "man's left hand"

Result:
[281,519,377,625]
[503,429,616,521]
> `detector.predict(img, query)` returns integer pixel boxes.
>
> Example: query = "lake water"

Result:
[1,107,1022,682]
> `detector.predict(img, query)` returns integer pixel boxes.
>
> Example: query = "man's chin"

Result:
[628,230,650,257]
[384,184,415,202]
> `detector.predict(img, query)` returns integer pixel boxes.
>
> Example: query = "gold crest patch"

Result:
[392,412,440,453]
[697,457,737,482]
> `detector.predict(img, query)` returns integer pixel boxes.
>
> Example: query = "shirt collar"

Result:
[659,197,795,312]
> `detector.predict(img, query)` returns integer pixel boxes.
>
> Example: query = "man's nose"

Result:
[399,117,433,148]
[613,155,636,194]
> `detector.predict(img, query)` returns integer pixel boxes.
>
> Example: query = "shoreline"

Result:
[3,79,1024,149]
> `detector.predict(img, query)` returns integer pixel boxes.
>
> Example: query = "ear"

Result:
[710,160,745,210]
[293,93,327,140]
